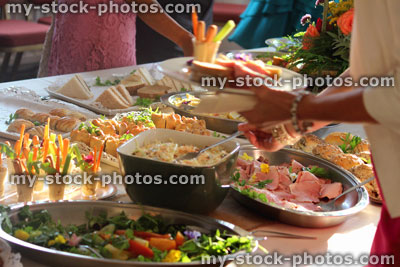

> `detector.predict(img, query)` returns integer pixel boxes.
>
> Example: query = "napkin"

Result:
[192,93,257,114]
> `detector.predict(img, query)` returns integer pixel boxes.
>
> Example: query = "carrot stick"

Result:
[42,139,49,162]
[22,147,29,160]
[58,134,63,152]
[197,21,205,42]
[23,133,29,149]
[32,136,39,146]
[55,147,60,173]
[14,140,21,158]
[17,124,25,157]
[33,147,38,161]
[192,6,198,37]
[92,147,97,172]
[95,144,104,173]
[62,139,69,165]
[205,25,218,43]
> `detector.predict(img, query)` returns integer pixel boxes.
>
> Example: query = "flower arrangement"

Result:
[275,0,354,79]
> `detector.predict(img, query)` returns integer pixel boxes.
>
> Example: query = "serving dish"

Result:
[0,201,257,267]
[0,87,97,141]
[161,92,243,134]
[117,129,240,214]
[157,57,307,95]
[231,148,369,228]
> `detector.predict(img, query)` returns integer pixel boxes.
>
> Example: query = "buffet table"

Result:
[0,65,382,267]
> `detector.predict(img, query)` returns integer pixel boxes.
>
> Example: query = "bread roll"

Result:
[55,117,79,132]
[7,119,35,133]
[27,126,46,138]
[89,136,105,151]
[151,113,167,128]
[353,140,370,154]
[312,143,343,161]
[49,108,68,118]
[15,108,35,120]
[331,154,364,170]
[324,132,353,147]
[350,164,381,200]
[49,116,61,130]
[293,134,325,153]
[105,137,119,158]
[31,113,50,124]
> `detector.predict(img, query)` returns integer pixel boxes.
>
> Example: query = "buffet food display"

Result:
[293,132,381,202]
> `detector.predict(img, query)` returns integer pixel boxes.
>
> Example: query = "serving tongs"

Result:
[186,226,316,240]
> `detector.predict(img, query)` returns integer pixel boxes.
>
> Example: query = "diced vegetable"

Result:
[134,231,171,239]
[175,231,185,247]
[162,249,182,262]
[129,240,154,258]
[14,229,29,241]
[149,238,176,251]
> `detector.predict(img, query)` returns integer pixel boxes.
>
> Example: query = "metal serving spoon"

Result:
[175,131,243,162]
[319,176,375,212]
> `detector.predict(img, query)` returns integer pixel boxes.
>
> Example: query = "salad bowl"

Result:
[0,201,258,267]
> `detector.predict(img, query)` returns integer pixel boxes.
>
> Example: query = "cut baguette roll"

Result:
[56,74,93,100]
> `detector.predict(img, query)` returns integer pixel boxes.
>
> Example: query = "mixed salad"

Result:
[3,206,257,263]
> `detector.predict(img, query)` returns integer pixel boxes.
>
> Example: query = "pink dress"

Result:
[48,0,136,76]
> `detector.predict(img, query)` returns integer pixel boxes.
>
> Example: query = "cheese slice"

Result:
[56,75,93,100]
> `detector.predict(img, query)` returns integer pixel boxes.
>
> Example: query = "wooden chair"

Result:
[0,1,50,81]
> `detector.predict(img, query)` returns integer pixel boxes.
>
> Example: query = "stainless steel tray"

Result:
[161,92,241,134]
[0,201,257,267]
[231,148,369,228]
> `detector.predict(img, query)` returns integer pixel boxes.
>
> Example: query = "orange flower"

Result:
[302,24,320,50]
[337,9,354,35]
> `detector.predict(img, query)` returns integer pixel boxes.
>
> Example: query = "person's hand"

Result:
[238,123,289,151]
[239,85,297,125]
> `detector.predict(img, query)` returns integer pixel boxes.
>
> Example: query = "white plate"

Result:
[157,57,307,95]
[0,87,98,141]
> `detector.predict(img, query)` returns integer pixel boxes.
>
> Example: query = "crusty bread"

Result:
[137,85,171,99]
[115,84,133,105]
[95,88,130,109]
[56,75,93,100]
[324,132,353,147]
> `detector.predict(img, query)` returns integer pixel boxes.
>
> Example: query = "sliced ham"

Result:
[237,158,251,169]
[289,181,321,203]
[277,167,292,187]
[291,159,305,173]
[254,167,279,190]
[296,171,320,184]
[320,182,343,199]
[238,168,250,180]
[318,178,332,185]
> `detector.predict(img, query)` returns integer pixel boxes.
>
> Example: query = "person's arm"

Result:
[298,87,377,123]
[317,68,353,97]
[134,0,193,56]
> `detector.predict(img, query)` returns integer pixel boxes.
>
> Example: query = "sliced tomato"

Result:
[175,231,185,247]
[129,240,154,258]
[149,238,176,251]
[134,231,171,239]
[115,230,126,236]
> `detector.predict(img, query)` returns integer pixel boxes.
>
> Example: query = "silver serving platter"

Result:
[231,148,369,228]
[0,201,257,267]
[161,92,242,134]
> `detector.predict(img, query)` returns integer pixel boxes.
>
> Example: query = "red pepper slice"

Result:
[115,230,126,236]
[134,231,171,239]
[175,231,185,247]
[129,240,154,258]
[149,238,176,251]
